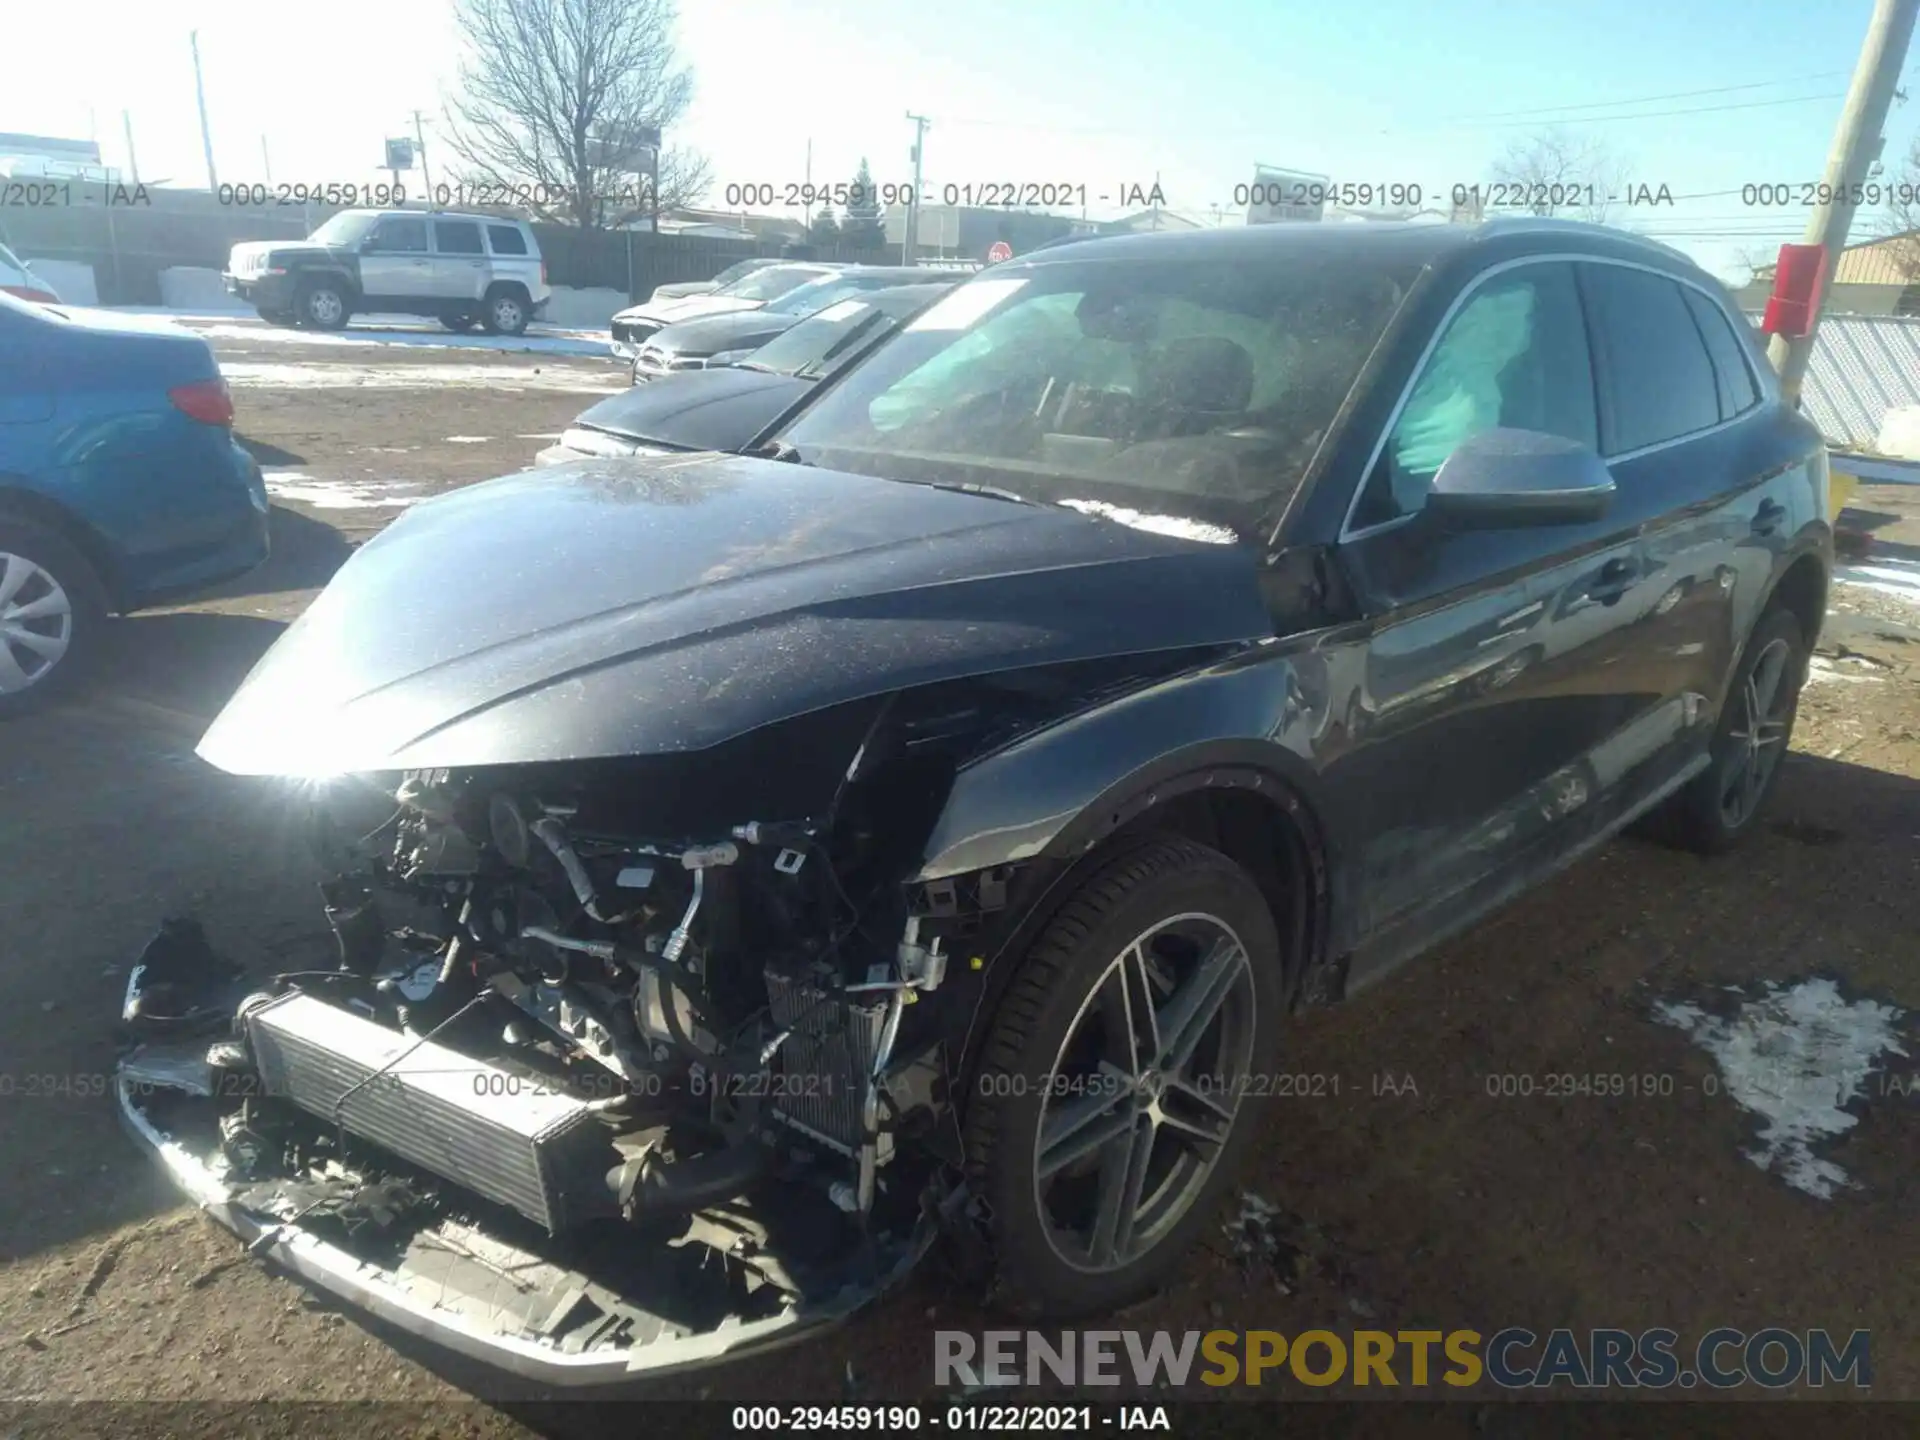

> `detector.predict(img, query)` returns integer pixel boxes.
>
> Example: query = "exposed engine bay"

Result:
[114,659,1201,1377]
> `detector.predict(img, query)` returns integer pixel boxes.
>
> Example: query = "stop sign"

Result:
[987,240,1013,263]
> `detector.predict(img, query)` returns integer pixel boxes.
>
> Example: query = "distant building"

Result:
[886,203,1093,261]
[1097,207,1205,235]
[0,132,111,182]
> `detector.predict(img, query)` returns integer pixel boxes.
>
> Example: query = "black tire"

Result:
[481,286,530,337]
[1644,605,1806,854]
[255,306,294,326]
[297,278,350,331]
[441,314,478,333]
[0,519,107,719]
[964,836,1283,1317]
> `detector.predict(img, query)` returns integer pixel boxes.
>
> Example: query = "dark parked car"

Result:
[535,283,957,465]
[629,266,965,381]
[118,220,1828,1383]
[0,293,269,715]
[646,255,783,305]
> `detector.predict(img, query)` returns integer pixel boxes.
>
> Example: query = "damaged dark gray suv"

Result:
[118,218,1832,1384]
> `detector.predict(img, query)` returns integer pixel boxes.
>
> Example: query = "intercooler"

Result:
[763,971,891,1155]
[244,992,615,1233]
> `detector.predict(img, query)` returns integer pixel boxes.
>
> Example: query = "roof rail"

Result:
[1473,214,1695,264]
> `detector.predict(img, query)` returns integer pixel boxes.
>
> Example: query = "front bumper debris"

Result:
[114,931,933,1386]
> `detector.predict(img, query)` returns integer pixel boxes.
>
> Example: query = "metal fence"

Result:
[0,188,889,305]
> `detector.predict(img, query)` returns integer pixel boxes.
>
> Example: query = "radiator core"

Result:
[245,992,614,1232]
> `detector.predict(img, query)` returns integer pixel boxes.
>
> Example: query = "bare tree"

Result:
[445,0,710,228]
[1486,128,1626,223]
[1874,132,1920,279]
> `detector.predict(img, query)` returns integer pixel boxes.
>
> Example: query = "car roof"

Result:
[338,208,530,229]
[1009,217,1709,282]
[856,283,960,316]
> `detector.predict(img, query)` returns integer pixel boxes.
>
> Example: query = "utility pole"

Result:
[190,30,218,192]
[1769,0,1920,401]
[803,137,813,235]
[260,136,272,185]
[412,110,435,206]
[122,111,138,186]
[905,112,930,264]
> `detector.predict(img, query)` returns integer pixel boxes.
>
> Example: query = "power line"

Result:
[1432,71,1855,124]
[1444,90,1848,131]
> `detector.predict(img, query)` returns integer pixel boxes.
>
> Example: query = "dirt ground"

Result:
[3,318,1919,1434]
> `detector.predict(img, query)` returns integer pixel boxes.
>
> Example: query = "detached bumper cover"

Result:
[114,959,932,1385]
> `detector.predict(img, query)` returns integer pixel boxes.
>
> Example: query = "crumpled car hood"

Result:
[195,454,1272,776]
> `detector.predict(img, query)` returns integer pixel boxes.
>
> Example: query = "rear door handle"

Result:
[1752,499,1787,536]
[1589,556,1638,603]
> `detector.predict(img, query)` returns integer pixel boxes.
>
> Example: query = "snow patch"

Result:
[1059,497,1237,545]
[1835,556,1920,616]
[265,471,422,511]
[445,436,493,443]
[1654,978,1906,1199]
[1806,655,1886,686]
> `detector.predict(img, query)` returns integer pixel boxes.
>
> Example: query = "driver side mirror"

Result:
[1426,428,1615,529]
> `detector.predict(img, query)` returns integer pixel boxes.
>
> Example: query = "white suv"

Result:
[225,210,551,335]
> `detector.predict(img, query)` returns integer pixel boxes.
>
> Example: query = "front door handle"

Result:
[1752,499,1787,536]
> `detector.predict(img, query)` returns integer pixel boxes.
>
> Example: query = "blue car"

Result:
[0,291,269,714]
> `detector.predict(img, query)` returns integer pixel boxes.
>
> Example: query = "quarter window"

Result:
[369,217,429,253]
[433,220,485,255]
[1356,263,1597,527]
[1680,287,1760,420]
[1581,264,1722,454]
[486,225,529,256]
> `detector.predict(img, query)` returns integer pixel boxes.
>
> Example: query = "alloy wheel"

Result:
[1032,912,1256,1273]
[0,551,73,694]
[491,296,524,332]
[308,289,344,327]
[1719,636,1794,828]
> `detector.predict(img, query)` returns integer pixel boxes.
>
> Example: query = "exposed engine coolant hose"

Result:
[530,817,615,923]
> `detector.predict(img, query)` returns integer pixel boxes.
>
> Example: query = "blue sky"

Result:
[7,0,1917,282]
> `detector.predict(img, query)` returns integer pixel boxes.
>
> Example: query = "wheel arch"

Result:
[1762,548,1828,655]
[0,482,122,610]
[936,747,1338,1108]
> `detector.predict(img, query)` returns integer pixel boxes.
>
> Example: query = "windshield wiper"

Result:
[920,479,1039,506]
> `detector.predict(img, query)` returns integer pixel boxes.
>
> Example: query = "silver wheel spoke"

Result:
[1038,1085,1134,1181]
[1117,942,1160,1074]
[1156,938,1245,1074]
[5,589,67,622]
[1087,1118,1156,1267]
[0,638,33,692]
[3,624,65,660]
[0,555,32,609]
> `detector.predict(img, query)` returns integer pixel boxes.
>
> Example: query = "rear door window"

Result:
[486,225,529,256]
[433,220,485,255]
[1580,264,1723,454]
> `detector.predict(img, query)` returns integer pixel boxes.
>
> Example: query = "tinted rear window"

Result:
[1581,264,1722,454]
[1680,287,1761,420]
[487,225,529,256]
